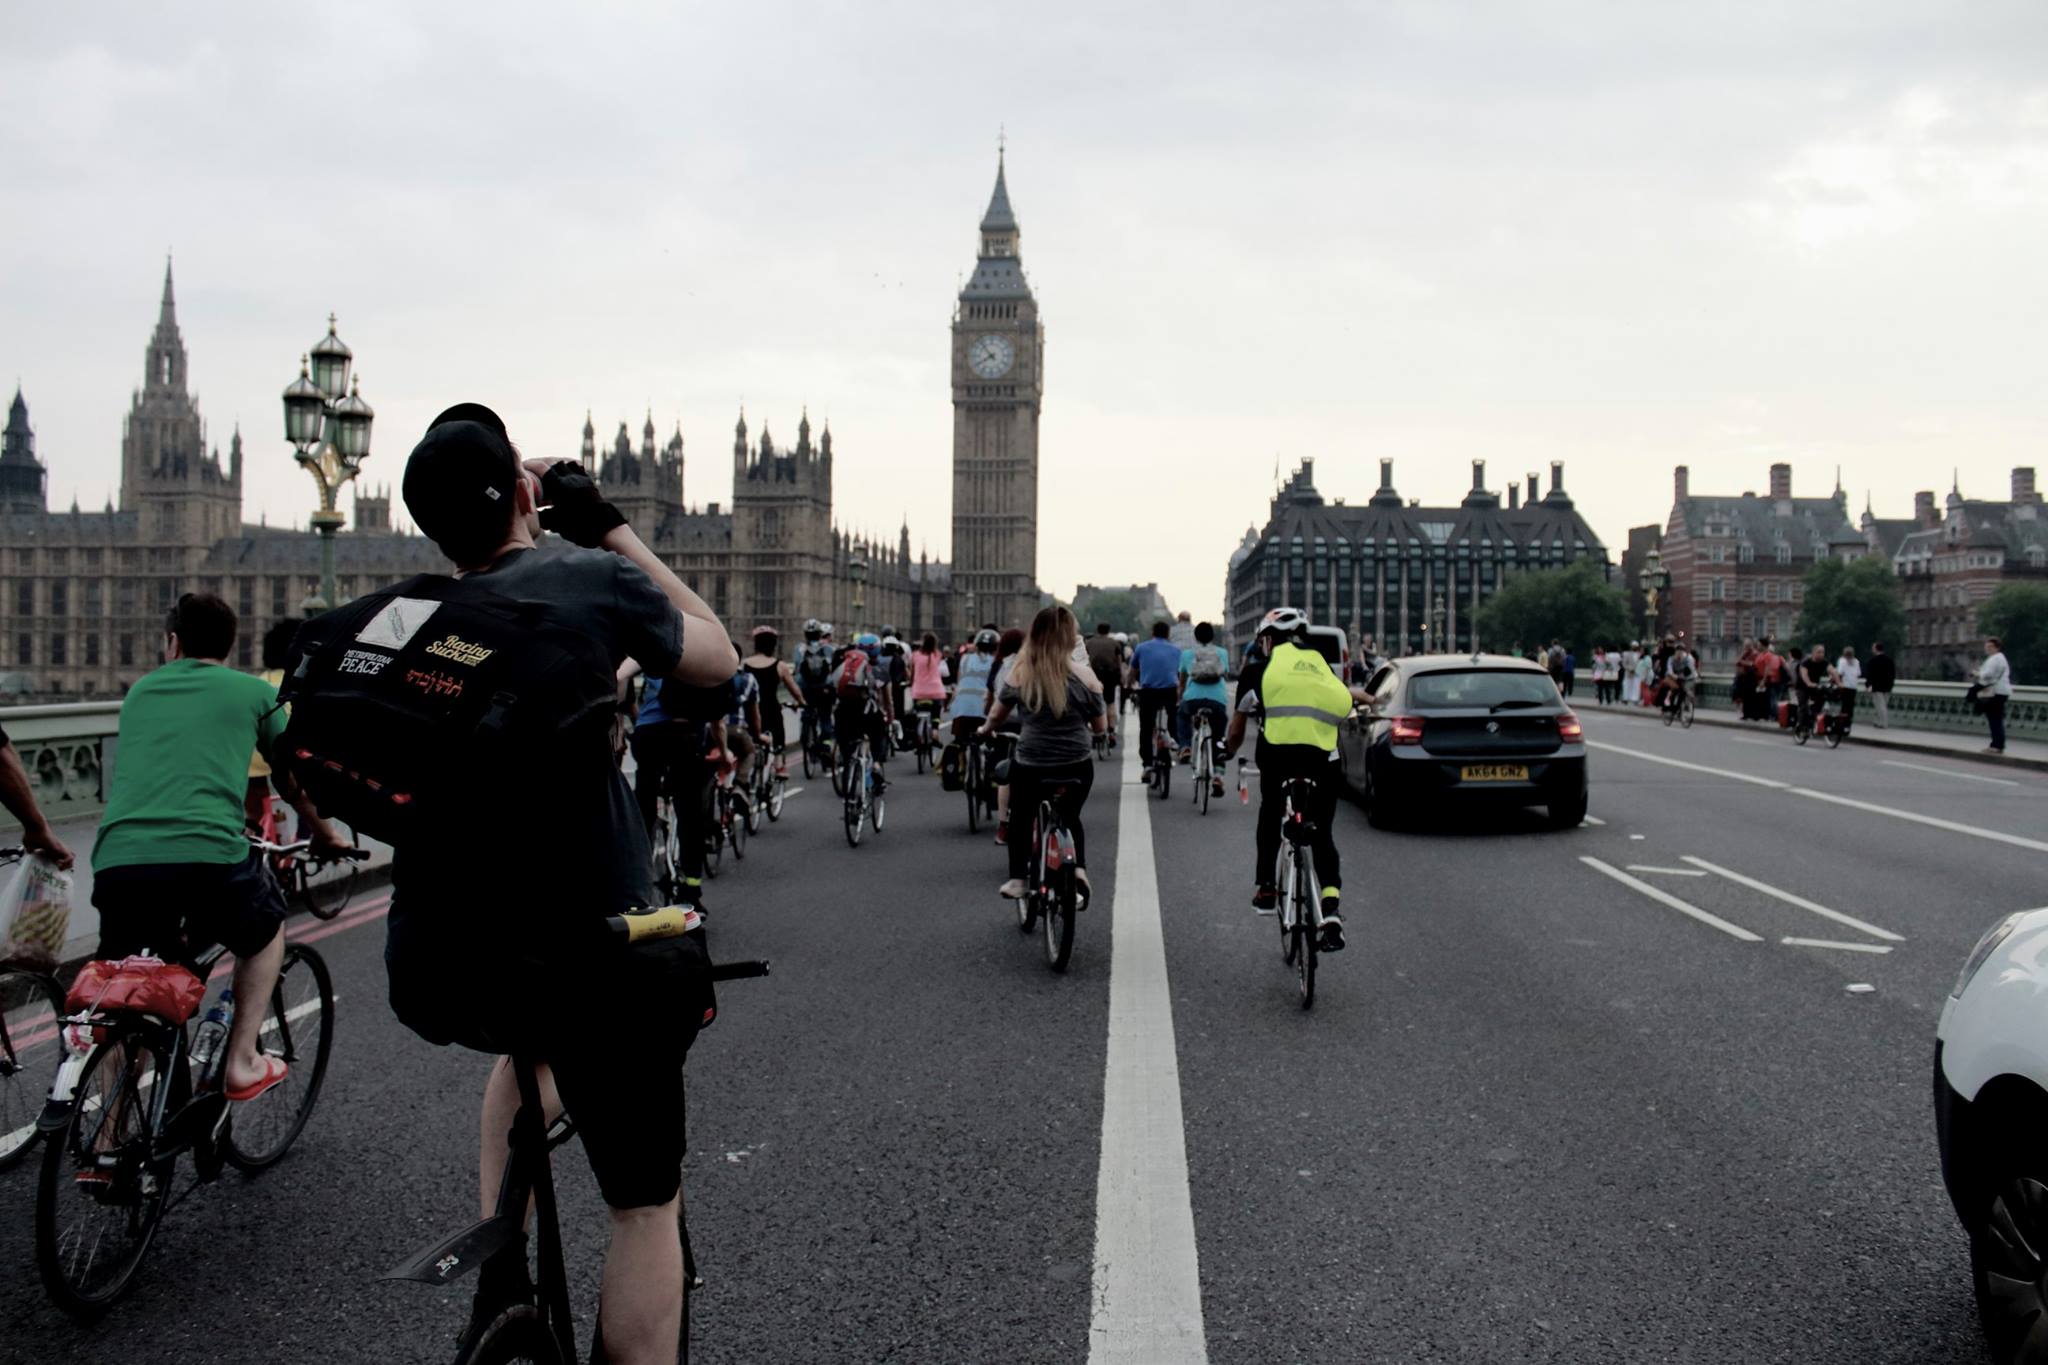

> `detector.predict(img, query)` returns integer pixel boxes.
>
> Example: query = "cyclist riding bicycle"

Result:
[948,628,1000,746]
[742,627,804,778]
[833,632,895,794]
[1083,622,1123,745]
[629,672,718,913]
[1222,607,1354,952]
[1130,620,1182,772]
[980,607,1106,901]
[379,405,737,1365]
[793,618,838,749]
[1793,643,1838,730]
[722,661,764,797]
[1177,621,1231,797]
[907,631,951,746]
[92,592,351,1102]
[1659,642,1699,713]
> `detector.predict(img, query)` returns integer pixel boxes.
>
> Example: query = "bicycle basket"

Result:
[65,955,207,1025]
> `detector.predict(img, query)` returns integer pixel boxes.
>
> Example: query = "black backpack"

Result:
[276,574,615,844]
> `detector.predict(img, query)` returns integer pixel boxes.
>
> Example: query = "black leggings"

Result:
[1255,748,1341,897]
[1007,757,1095,881]
[632,722,712,884]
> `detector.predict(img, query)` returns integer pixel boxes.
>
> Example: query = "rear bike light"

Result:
[1556,712,1583,741]
[1389,715,1426,745]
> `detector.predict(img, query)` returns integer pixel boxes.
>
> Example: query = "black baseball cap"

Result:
[402,403,521,554]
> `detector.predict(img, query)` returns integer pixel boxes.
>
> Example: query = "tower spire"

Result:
[981,145,1017,233]
[160,255,176,325]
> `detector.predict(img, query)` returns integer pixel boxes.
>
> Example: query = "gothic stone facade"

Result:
[1868,468,2045,679]
[0,266,959,699]
[1226,458,1609,658]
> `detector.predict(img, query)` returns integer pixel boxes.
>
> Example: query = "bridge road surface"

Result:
[0,708,2042,1363]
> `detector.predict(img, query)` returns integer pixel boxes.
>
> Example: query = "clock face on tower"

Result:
[968,334,1015,379]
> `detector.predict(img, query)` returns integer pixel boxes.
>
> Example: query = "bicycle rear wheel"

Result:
[730,794,749,860]
[1680,697,1696,729]
[1044,858,1076,972]
[1825,720,1843,749]
[226,942,335,1171]
[843,765,866,848]
[458,1304,568,1365]
[1295,854,1317,1010]
[36,1030,177,1319]
[966,751,982,833]
[1,967,65,1169]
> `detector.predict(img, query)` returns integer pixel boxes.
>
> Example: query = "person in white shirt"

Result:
[1620,644,1641,705]
[1835,646,1863,726]
[1978,636,2013,754]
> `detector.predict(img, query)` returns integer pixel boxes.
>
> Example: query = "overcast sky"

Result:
[4,3,2045,619]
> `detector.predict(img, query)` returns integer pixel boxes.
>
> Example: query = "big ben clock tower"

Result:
[951,149,1044,631]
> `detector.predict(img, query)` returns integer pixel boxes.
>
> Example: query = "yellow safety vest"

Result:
[1260,643,1352,751]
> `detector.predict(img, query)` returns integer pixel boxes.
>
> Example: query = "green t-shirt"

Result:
[93,659,286,871]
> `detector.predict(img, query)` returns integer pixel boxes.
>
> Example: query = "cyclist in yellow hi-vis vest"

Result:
[1222,607,1362,951]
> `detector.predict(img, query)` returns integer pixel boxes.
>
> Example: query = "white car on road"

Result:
[1937,906,2048,1363]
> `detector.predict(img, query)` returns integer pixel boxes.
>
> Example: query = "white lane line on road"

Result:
[1585,740,1789,789]
[783,786,806,798]
[1786,787,2048,856]
[1090,737,1208,1364]
[1588,739,2048,856]
[1580,856,1763,941]
[1679,856,1904,942]
[1625,865,1707,876]
[1880,760,2019,788]
[1782,937,1894,954]
[1581,815,1607,826]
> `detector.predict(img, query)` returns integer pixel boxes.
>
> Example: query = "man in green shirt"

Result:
[91,592,348,1101]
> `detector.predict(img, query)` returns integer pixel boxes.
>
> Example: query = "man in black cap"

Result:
[392,403,736,1364]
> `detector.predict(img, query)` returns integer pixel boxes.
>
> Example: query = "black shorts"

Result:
[93,848,288,963]
[385,900,709,1211]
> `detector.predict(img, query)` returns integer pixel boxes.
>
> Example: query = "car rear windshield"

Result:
[1406,670,1557,710]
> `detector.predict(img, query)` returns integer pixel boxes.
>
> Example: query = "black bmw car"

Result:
[1337,653,1588,829]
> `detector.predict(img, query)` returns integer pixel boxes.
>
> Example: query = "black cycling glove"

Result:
[537,460,628,547]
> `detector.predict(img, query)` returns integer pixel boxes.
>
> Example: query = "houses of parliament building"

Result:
[0,156,1045,698]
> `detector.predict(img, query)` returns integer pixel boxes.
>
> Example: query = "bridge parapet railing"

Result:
[1693,676,2043,740]
[0,701,123,830]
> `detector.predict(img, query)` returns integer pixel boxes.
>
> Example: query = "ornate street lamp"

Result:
[849,553,869,636]
[282,316,373,612]
[1639,546,1670,646]
[1432,592,1448,654]
[964,588,978,634]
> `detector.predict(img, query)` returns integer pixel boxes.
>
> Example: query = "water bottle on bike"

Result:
[189,987,235,1090]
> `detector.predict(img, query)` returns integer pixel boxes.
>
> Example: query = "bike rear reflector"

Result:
[1390,716,1425,745]
[1556,712,1583,741]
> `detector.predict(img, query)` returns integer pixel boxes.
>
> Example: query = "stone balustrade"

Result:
[1693,676,2044,739]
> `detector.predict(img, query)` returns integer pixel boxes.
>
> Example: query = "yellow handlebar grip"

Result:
[611,905,703,943]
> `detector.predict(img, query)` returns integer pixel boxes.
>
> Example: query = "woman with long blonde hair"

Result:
[980,606,1106,900]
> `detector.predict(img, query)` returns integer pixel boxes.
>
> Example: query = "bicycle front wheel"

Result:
[458,1304,569,1365]
[36,1030,177,1319]
[843,775,866,848]
[1,968,66,1169]
[730,796,749,860]
[1680,698,1696,729]
[226,942,335,1171]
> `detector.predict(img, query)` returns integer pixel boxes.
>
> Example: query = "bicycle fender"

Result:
[383,1212,524,1285]
[38,1044,94,1128]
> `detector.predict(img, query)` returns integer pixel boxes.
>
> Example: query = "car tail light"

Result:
[1556,712,1583,741]
[1389,715,1425,745]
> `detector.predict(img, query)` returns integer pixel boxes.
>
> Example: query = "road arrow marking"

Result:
[1580,856,1762,942]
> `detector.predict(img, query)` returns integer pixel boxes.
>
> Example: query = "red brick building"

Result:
[1663,463,1866,665]
[1882,468,2045,679]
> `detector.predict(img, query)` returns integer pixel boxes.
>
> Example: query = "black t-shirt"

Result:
[389,540,685,961]
[1797,656,1830,690]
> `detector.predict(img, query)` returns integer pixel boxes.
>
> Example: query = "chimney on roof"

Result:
[1508,483,1520,510]
[1550,461,1564,495]
[1769,463,1792,500]
[1526,473,1539,504]
[1915,490,1938,527]
[1471,459,1485,491]
[2014,466,2038,505]
[1674,465,1689,501]
[1378,458,1393,492]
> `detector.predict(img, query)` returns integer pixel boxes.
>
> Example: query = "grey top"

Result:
[1001,674,1105,767]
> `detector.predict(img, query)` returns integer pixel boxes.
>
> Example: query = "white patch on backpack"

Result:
[339,649,392,676]
[355,598,442,651]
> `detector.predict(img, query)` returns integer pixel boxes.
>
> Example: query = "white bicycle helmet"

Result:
[1258,607,1310,638]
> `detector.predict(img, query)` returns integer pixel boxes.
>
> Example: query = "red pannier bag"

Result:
[65,955,208,1025]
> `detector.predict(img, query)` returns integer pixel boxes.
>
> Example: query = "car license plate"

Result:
[1460,764,1528,782]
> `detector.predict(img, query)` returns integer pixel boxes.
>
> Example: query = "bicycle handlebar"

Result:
[252,838,371,863]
